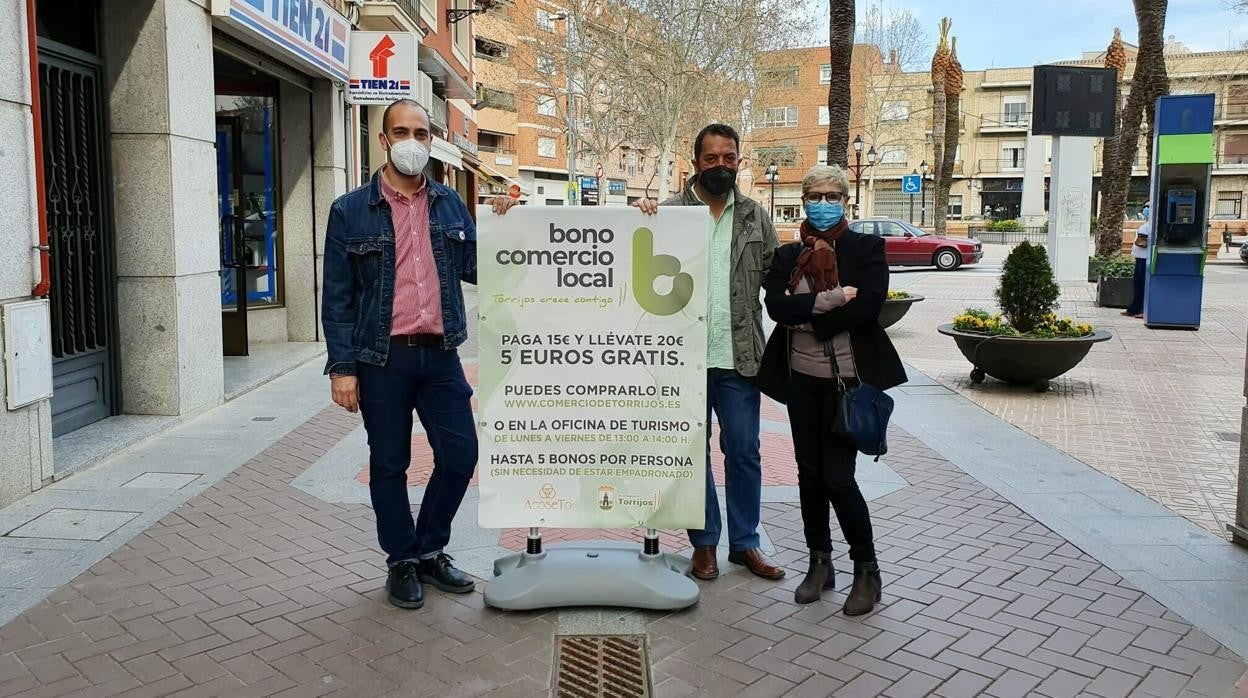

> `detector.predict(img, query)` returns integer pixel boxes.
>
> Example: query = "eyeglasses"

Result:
[803,192,845,204]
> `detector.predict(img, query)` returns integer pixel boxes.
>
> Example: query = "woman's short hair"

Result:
[801,165,851,197]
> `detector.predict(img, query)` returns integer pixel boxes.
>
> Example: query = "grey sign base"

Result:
[483,541,700,611]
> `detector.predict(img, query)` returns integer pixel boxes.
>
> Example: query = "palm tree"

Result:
[935,33,962,236]
[929,20,951,229]
[1095,0,1169,256]
[826,0,855,168]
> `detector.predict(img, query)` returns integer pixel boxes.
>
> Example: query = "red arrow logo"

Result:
[370,35,397,78]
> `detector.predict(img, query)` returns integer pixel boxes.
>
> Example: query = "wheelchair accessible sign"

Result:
[902,174,922,195]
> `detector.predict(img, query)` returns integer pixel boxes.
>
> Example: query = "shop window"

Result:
[215,94,281,309]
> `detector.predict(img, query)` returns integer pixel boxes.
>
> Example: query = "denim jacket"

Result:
[321,169,477,376]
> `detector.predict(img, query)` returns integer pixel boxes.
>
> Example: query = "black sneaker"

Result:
[418,553,476,594]
[386,561,425,609]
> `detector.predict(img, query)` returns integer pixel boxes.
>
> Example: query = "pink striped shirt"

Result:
[380,168,444,336]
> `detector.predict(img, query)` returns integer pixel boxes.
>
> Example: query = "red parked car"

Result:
[847,218,982,271]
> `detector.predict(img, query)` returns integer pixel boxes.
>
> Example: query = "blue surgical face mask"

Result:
[805,201,844,230]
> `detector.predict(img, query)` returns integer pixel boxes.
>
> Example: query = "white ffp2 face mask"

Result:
[388,137,431,176]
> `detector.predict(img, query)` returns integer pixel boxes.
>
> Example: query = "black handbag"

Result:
[828,339,894,461]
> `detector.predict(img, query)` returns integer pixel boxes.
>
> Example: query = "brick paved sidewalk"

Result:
[1,401,1246,696]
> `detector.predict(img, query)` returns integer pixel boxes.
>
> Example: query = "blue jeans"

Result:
[1126,257,1147,315]
[357,344,477,566]
[688,368,763,552]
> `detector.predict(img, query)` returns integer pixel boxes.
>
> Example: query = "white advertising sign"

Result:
[347,31,418,105]
[210,0,351,82]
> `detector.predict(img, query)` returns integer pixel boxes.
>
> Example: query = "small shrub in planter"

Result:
[940,240,1107,390]
[1095,256,1135,309]
[985,219,1024,232]
[995,241,1060,334]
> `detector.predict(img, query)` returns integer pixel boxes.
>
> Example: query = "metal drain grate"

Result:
[554,634,651,697]
[1216,432,1241,443]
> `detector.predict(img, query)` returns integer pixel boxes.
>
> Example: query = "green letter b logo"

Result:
[632,227,694,316]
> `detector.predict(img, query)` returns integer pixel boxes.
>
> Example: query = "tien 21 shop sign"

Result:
[347,32,417,105]
[211,0,351,82]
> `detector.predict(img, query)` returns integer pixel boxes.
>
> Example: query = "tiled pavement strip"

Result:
[0,269,1246,695]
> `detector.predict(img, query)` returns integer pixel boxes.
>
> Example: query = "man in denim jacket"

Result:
[322,99,477,610]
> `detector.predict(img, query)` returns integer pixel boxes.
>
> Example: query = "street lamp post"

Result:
[920,160,929,226]
[553,12,577,206]
[766,163,779,221]
[909,169,918,224]
[847,135,876,219]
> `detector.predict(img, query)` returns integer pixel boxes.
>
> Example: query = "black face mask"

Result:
[699,166,737,197]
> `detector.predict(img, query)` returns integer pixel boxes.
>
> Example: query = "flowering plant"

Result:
[886,290,912,300]
[953,308,1093,338]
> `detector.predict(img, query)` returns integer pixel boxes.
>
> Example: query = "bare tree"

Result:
[1094,0,1170,256]
[826,0,856,167]
[511,1,643,204]
[854,1,929,215]
[610,0,808,199]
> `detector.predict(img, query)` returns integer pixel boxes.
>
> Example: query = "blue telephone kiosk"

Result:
[1143,95,1214,330]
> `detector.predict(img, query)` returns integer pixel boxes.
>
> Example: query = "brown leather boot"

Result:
[794,551,835,605]
[690,545,719,580]
[843,561,882,616]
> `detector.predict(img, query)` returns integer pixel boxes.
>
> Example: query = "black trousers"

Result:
[786,371,877,562]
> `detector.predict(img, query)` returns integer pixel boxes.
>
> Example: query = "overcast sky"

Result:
[813,0,1248,70]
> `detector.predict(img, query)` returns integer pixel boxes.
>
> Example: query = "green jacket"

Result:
[662,178,779,377]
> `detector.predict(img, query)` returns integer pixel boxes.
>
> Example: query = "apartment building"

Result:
[859,41,1248,223]
[494,0,688,205]
[747,45,883,221]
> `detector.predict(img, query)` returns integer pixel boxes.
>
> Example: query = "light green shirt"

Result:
[705,191,735,370]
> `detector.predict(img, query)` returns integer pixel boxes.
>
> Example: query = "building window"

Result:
[537,9,556,31]
[625,151,637,175]
[819,64,831,84]
[596,82,609,97]
[1228,83,1248,117]
[817,145,828,165]
[881,100,910,122]
[878,146,907,166]
[948,194,964,219]
[818,106,829,126]
[1003,96,1028,125]
[1002,143,1025,168]
[757,106,798,128]
[754,146,797,167]
[537,54,557,76]
[762,67,799,88]
[537,94,557,117]
[451,0,470,59]
[538,137,557,158]
[1215,191,1242,218]
[1221,133,1248,165]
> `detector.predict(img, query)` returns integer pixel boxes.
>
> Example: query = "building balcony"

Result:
[1216,153,1248,169]
[978,158,1026,174]
[979,112,1031,133]
[358,0,422,33]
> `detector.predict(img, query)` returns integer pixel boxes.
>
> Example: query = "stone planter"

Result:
[1096,276,1133,309]
[879,294,925,329]
[937,324,1113,392]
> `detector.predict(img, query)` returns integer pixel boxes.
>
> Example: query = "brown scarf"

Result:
[789,218,848,292]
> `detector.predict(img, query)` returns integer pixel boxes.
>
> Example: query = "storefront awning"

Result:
[463,157,526,197]
[417,44,476,100]
[430,137,463,169]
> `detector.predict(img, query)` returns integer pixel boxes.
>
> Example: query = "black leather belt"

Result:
[391,333,443,347]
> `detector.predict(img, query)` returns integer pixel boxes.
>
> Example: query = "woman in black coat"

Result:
[754,164,906,614]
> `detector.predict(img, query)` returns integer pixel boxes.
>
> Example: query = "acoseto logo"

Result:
[632,227,694,316]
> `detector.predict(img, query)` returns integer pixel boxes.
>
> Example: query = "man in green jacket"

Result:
[636,124,783,581]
